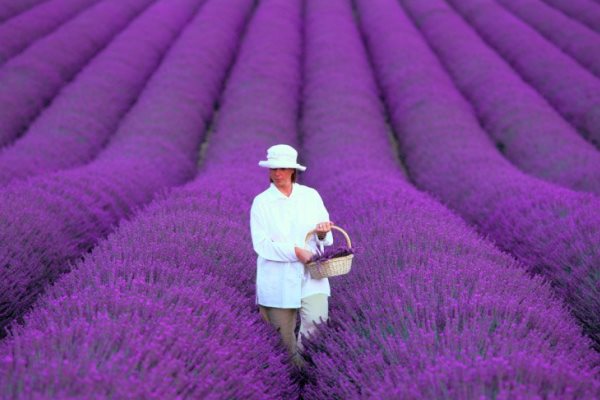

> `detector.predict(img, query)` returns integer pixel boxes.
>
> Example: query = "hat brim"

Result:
[258,160,306,171]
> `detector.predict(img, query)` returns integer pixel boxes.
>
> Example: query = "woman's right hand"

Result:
[294,247,313,263]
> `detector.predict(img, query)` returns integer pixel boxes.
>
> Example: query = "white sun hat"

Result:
[258,144,307,171]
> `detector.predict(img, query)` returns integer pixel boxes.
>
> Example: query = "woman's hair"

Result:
[269,169,297,183]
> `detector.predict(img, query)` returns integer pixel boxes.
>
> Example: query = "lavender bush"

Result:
[446,0,600,148]
[356,0,600,348]
[0,0,250,336]
[540,0,600,34]
[1,0,304,397]
[0,0,102,65]
[398,0,600,195]
[496,0,600,78]
[0,0,49,23]
[295,0,600,397]
[0,0,200,187]
[0,253,293,399]
[0,0,155,148]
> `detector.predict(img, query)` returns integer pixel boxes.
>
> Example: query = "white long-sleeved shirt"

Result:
[250,182,333,308]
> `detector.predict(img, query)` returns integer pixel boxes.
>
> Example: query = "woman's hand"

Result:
[315,221,334,238]
[295,247,313,263]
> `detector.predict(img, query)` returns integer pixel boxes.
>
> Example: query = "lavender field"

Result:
[0,0,599,398]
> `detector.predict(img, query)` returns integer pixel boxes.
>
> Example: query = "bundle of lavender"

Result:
[308,246,355,264]
[306,244,355,280]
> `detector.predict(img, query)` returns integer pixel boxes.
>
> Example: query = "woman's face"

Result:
[270,168,295,186]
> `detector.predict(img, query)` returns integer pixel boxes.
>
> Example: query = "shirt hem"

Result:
[257,303,301,309]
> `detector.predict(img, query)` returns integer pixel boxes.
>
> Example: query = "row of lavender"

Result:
[445,0,600,148]
[358,0,600,348]
[498,0,600,78]
[539,0,600,34]
[0,0,196,186]
[2,1,598,398]
[0,0,102,64]
[397,0,600,195]
[298,0,599,397]
[0,0,48,23]
[0,0,155,147]
[1,0,299,397]
[0,0,586,393]
[0,0,600,183]
[2,0,598,187]
[0,0,598,194]
[0,0,247,335]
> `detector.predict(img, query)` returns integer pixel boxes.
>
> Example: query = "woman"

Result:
[250,144,334,369]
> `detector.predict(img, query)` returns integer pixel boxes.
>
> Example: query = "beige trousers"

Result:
[297,294,328,351]
[258,294,328,369]
[259,304,302,368]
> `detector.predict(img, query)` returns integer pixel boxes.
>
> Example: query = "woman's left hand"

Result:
[315,221,334,236]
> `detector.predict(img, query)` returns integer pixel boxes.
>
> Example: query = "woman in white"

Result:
[250,144,333,369]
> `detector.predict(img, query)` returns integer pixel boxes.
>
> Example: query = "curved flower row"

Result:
[0,0,200,187]
[0,0,248,336]
[0,249,291,399]
[357,0,600,348]
[446,0,600,148]
[397,0,600,195]
[0,0,302,397]
[296,0,600,397]
[0,0,155,148]
[0,0,102,65]
[0,0,48,23]
[497,0,600,78]
[540,0,600,34]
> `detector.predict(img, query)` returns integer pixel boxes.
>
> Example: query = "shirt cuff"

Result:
[287,243,299,261]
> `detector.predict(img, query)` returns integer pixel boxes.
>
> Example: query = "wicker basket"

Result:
[304,225,353,279]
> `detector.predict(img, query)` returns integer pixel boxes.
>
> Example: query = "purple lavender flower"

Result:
[0,0,103,65]
[1,0,600,398]
[358,0,600,349]
[0,0,199,187]
[539,0,600,35]
[496,0,600,78]
[446,0,600,147]
[398,0,600,196]
[297,0,600,397]
[1,0,301,397]
[0,0,155,147]
[0,0,49,23]
[0,0,248,336]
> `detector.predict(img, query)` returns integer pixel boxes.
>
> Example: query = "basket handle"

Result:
[304,225,352,249]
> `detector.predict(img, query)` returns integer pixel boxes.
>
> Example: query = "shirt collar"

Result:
[269,182,297,200]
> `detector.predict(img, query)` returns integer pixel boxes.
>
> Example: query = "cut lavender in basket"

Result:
[309,246,354,264]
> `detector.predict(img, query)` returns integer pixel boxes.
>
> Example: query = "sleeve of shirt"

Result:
[250,199,299,262]
[314,191,334,247]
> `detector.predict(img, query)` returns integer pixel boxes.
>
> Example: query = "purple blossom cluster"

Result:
[0,0,248,336]
[356,0,600,349]
[294,0,600,397]
[0,0,155,147]
[0,0,102,65]
[1,0,302,397]
[397,0,600,195]
[0,0,202,187]
[446,0,600,148]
